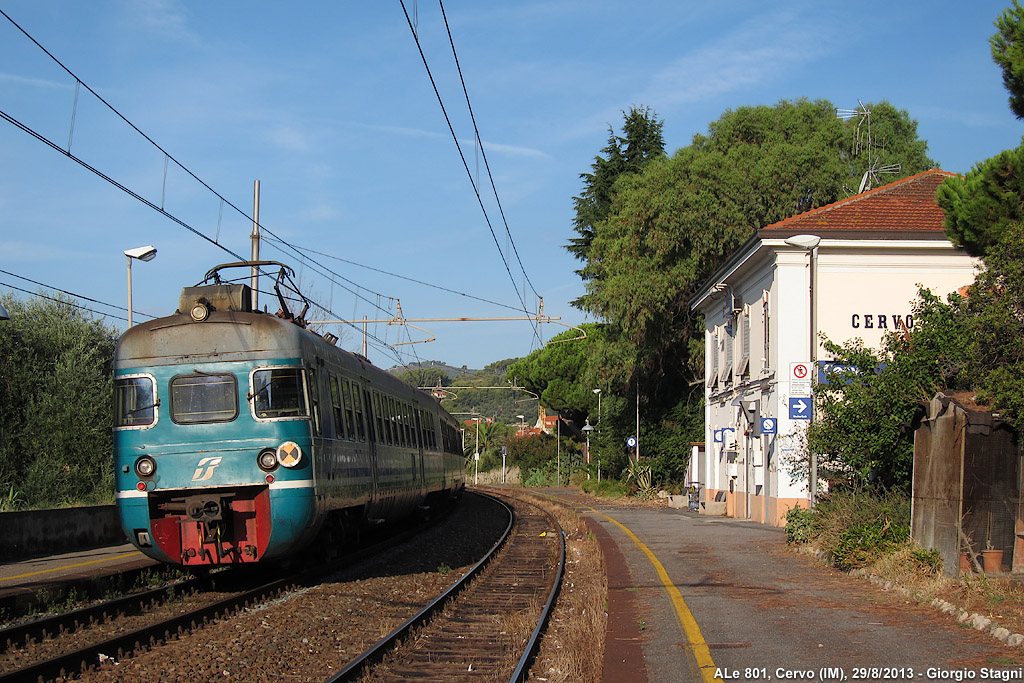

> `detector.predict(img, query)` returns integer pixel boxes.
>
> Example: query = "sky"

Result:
[0,1,1020,371]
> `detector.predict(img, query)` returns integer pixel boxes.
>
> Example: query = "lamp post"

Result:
[473,417,481,486]
[124,245,157,327]
[582,420,594,467]
[592,388,601,430]
[785,234,820,506]
[516,414,525,436]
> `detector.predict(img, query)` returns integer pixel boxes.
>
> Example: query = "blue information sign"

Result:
[760,417,777,434]
[789,397,811,420]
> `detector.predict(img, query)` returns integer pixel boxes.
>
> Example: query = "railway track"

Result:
[0,492,560,682]
[0,499,463,683]
[331,490,565,683]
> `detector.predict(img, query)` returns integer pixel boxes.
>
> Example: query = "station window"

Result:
[250,368,308,420]
[170,372,238,424]
[114,375,157,428]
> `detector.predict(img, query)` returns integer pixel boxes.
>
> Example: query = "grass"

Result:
[787,489,1024,643]
[521,494,606,683]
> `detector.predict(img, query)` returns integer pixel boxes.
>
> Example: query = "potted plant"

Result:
[982,513,1004,573]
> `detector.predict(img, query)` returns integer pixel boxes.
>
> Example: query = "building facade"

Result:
[690,170,977,526]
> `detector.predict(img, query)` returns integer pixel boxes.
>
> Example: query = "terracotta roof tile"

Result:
[760,169,956,236]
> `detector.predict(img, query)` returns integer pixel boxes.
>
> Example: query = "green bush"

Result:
[523,468,556,487]
[909,546,943,574]
[832,518,909,570]
[581,478,628,498]
[784,505,818,545]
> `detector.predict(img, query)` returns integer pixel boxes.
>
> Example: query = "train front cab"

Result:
[114,360,319,566]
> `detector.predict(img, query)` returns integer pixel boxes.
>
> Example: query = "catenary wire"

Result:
[0,8,528,365]
[438,1,539,302]
[398,1,537,335]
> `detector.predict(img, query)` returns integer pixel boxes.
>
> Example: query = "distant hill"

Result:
[388,358,532,423]
[386,361,475,384]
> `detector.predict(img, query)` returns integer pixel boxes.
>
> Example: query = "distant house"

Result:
[690,170,978,527]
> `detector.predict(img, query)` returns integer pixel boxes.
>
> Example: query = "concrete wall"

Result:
[0,505,126,561]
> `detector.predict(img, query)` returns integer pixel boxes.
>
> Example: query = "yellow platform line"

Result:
[1,551,143,582]
[584,504,718,683]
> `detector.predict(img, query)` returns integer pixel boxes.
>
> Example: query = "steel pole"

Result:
[125,255,133,327]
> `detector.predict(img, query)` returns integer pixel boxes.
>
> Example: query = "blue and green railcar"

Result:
[113,263,464,566]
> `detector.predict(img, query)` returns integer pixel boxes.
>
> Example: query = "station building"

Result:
[689,169,977,526]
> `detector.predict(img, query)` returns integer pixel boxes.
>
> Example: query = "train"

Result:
[113,261,465,566]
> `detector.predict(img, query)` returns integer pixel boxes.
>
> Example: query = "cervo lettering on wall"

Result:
[850,314,913,330]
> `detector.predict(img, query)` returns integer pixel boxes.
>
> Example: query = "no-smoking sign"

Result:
[790,362,812,395]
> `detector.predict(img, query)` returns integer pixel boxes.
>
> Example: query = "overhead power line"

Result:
[399,1,541,345]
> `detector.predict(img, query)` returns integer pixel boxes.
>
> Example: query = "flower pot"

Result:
[982,549,1004,573]
[959,552,973,573]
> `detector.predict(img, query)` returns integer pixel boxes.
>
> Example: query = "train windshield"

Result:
[251,368,308,419]
[169,372,238,424]
[114,376,157,428]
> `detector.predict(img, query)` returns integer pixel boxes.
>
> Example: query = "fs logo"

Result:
[192,457,223,481]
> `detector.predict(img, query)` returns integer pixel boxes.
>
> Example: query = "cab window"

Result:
[170,372,237,424]
[251,368,308,419]
[114,375,158,428]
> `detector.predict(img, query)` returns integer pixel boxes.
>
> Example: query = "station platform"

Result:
[538,489,1024,683]
[0,543,158,617]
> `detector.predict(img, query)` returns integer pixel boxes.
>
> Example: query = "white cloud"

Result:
[264,124,312,153]
[0,73,70,89]
[117,0,197,44]
[637,8,836,108]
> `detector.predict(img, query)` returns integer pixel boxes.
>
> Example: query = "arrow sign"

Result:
[789,397,811,420]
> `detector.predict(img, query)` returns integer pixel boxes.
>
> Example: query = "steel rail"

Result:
[0,573,207,654]
[508,499,566,683]
[0,506,453,682]
[325,491,516,682]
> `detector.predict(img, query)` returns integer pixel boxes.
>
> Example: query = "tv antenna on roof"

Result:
[836,100,901,194]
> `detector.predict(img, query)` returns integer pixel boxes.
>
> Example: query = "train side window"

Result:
[250,368,308,420]
[399,400,409,447]
[170,372,238,424]
[373,392,386,444]
[386,396,398,445]
[329,374,346,439]
[114,375,158,429]
[352,385,368,444]
[359,388,372,442]
[341,378,356,441]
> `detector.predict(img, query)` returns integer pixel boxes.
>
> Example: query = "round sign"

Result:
[626,436,637,447]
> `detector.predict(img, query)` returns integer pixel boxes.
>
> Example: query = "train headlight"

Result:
[190,302,210,322]
[134,455,156,478]
[276,441,302,468]
[257,448,279,472]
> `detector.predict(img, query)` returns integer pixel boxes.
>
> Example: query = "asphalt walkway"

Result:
[541,489,1024,683]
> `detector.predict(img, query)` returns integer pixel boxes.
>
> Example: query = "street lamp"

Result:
[785,234,820,506]
[582,420,594,466]
[592,389,602,430]
[472,417,482,486]
[516,414,525,436]
[124,245,157,327]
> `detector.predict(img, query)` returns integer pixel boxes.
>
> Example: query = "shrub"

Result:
[784,505,818,545]
[581,478,628,498]
[831,517,909,570]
